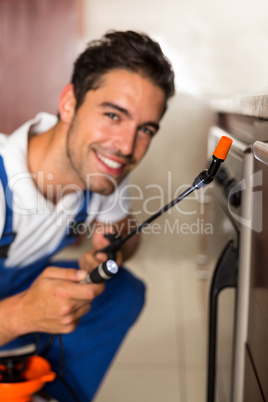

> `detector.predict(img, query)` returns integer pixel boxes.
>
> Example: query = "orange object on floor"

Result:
[0,355,56,402]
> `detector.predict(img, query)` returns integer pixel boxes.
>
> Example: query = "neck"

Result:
[28,120,85,203]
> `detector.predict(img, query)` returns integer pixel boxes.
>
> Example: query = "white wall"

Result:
[80,0,268,257]
[82,0,268,99]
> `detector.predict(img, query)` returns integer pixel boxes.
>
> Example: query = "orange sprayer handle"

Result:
[213,136,233,160]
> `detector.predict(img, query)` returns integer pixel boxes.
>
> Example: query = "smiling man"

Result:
[62,68,165,194]
[0,31,175,401]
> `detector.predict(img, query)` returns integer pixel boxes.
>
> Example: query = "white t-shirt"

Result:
[0,113,131,267]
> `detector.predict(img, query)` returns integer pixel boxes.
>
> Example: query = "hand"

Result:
[90,217,140,266]
[88,226,124,268]
[17,267,105,335]
[79,247,123,273]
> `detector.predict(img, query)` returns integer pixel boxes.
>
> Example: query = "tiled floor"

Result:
[92,232,211,402]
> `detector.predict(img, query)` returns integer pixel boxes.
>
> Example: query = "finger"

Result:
[79,251,107,272]
[58,318,81,334]
[94,252,109,262]
[58,302,93,334]
[79,255,99,272]
[42,267,88,282]
[66,280,105,301]
[61,302,92,326]
[115,250,123,266]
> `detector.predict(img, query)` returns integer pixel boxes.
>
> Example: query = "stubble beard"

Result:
[66,120,122,195]
[66,118,88,189]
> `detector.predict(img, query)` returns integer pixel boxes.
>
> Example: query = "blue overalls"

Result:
[0,156,146,401]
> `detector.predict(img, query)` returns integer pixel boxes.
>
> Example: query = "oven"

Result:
[205,125,253,402]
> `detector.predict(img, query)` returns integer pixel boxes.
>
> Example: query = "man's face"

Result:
[66,69,166,195]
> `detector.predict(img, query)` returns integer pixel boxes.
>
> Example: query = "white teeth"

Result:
[97,152,123,169]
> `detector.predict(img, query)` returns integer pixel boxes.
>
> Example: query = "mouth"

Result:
[94,150,127,174]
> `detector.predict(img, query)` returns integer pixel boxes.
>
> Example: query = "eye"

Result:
[105,112,119,121]
[139,126,155,137]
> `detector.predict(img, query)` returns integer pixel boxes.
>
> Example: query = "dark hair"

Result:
[71,30,175,112]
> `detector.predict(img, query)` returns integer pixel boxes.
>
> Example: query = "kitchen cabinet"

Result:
[0,0,82,134]
[244,156,268,401]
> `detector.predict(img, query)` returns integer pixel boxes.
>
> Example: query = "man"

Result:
[0,30,175,400]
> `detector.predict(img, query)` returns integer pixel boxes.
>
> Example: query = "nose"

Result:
[112,127,137,157]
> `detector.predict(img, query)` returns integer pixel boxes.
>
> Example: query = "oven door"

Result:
[237,140,268,402]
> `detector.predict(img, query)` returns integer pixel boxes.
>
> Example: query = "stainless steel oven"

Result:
[206,126,252,402]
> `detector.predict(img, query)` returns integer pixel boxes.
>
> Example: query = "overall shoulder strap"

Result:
[73,190,92,224]
[0,156,16,259]
[53,190,92,253]
[66,189,92,239]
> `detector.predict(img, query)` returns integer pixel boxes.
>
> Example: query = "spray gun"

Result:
[84,136,233,284]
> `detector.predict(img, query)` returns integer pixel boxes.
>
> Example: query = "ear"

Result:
[58,83,76,124]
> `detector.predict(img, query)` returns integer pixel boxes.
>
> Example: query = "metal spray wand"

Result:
[83,136,233,284]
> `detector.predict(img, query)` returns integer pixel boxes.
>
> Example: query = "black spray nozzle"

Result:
[193,136,233,189]
[193,155,225,189]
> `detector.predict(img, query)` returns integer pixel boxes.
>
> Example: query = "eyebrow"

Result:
[100,102,131,117]
[100,102,160,131]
